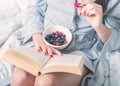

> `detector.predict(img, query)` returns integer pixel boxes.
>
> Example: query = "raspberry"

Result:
[55,31,59,35]
[64,40,68,44]
[74,3,82,8]
[58,31,63,36]
[56,42,60,46]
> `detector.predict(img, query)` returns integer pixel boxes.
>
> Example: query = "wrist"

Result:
[32,33,42,40]
[97,24,105,32]
[94,23,104,31]
[95,24,111,43]
[32,33,42,37]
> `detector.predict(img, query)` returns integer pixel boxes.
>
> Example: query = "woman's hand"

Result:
[32,33,62,58]
[77,1,103,30]
[75,1,111,43]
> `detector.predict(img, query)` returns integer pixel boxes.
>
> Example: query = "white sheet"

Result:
[0,0,34,84]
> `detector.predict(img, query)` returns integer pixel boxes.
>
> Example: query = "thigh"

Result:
[11,67,35,86]
[12,67,35,79]
[34,66,89,86]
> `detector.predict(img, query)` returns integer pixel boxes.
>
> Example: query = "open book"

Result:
[2,46,84,76]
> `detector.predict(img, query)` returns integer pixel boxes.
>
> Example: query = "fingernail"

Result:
[79,6,83,8]
[80,13,82,16]
[91,14,95,16]
[44,52,47,55]
[84,12,86,16]
[50,54,53,58]
[78,3,81,5]
[37,49,41,52]
[60,52,63,56]
[87,13,89,16]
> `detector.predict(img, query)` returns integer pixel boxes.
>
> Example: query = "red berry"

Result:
[56,42,60,46]
[74,3,82,8]
[58,31,63,36]
[55,31,59,35]
[64,40,68,44]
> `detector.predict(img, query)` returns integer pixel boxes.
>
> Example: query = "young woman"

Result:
[11,0,120,86]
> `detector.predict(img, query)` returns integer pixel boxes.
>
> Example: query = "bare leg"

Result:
[34,66,89,86]
[11,67,35,86]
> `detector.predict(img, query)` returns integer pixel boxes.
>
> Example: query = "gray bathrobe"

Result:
[23,0,120,86]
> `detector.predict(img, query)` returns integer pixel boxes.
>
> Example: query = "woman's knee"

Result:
[34,74,57,86]
[11,67,35,86]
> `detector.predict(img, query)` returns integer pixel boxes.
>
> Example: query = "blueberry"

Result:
[45,36,49,40]
[50,39,54,43]
[55,34,59,38]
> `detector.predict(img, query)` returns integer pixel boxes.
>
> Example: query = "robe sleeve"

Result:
[23,0,47,43]
[100,0,120,52]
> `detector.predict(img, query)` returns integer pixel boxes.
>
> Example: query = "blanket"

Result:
[0,0,34,85]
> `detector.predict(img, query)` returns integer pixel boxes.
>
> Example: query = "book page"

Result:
[45,54,83,67]
[13,46,50,68]
[41,54,84,75]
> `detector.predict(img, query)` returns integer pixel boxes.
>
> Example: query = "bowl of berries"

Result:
[43,25,73,50]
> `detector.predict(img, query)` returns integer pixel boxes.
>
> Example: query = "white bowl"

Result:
[43,25,73,50]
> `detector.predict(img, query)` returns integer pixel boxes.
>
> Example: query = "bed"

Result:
[0,0,34,85]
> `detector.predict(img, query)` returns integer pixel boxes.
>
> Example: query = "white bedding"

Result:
[0,0,34,85]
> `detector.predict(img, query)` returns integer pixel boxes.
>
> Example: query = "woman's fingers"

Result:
[32,33,62,58]
[35,44,42,53]
[84,4,94,16]
[79,2,94,16]
[32,33,48,55]
[75,1,99,17]
[33,39,47,54]
[33,38,42,52]
[87,9,95,16]
[52,48,63,56]
[46,46,53,58]
[40,44,48,55]
[80,4,89,16]
[46,46,62,58]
